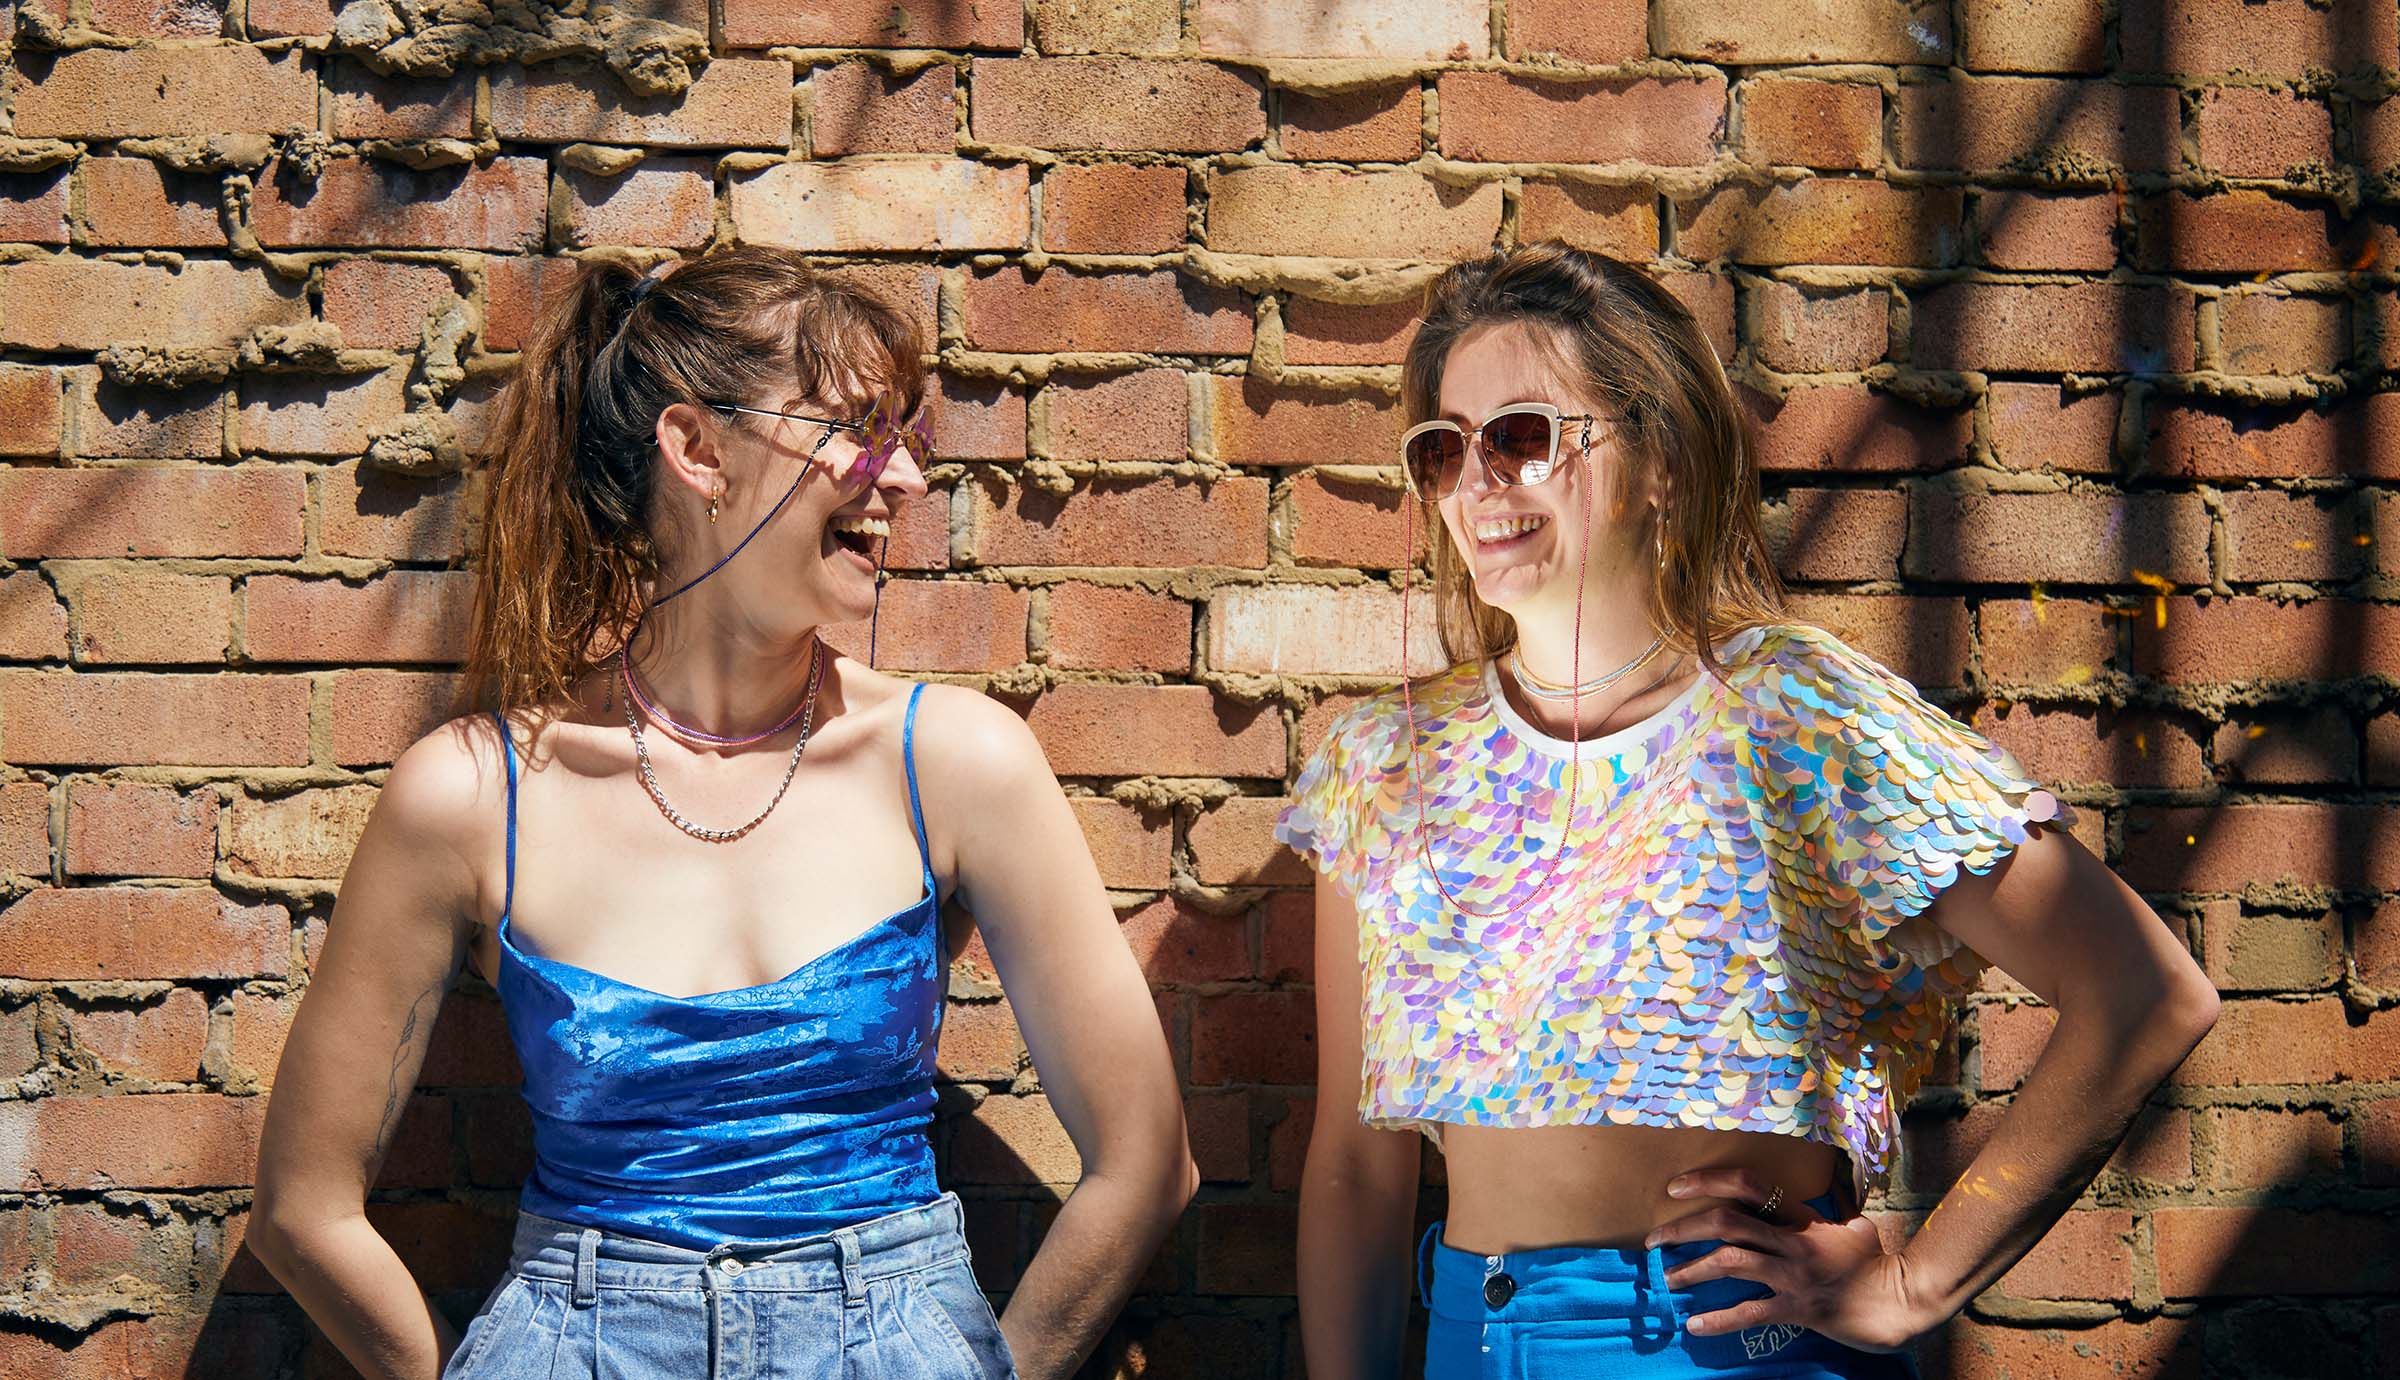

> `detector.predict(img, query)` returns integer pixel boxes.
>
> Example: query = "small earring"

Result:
[708,488,721,524]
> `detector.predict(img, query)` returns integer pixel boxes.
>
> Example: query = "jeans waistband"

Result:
[505,1191,967,1306]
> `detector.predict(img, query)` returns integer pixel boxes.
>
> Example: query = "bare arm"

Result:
[921,690,1196,1380]
[248,724,495,1378]
[1298,881,1422,1380]
[1660,827,2218,1347]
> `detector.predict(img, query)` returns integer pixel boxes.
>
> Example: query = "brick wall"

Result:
[1,1,2396,1375]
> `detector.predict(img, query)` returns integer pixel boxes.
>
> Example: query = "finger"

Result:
[1666,1167,1771,1207]
[1683,1293,1794,1338]
[1645,1205,1793,1254]
[1663,1244,1794,1293]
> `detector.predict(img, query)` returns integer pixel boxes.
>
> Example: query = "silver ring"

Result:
[1756,1185,1785,1220]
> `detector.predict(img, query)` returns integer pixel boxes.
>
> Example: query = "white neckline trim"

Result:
[1478,626,1767,760]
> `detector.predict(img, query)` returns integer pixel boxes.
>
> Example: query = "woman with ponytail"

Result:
[1282,243,2217,1377]
[251,247,1194,1379]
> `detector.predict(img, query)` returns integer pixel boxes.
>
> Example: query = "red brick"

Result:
[64,989,209,1083]
[86,0,227,38]
[733,159,1029,253]
[2364,98,2400,177]
[366,1200,515,1293]
[1289,470,1419,570]
[1046,582,1192,673]
[0,259,307,351]
[1742,384,1971,473]
[65,782,217,879]
[1120,897,1249,984]
[952,1092,1081,1185]
[964,267,1251,355]
[1785,594,1971,689]
[1,1094,265,1195]
[1908,490,2209,585]
[2213,706,2358,789]
[0,783,49,878]
[1261,892,1313,984]
[239,371,408,457]
[2135,191,2363,274]
[1749,282,1887,374]
[0,365,64,457]
[320,461,469,562]
[2202,1104,2342,1190]
[564,159,716,250]
[1190,797,1309,886]
[243,571,472,666]
[1739,78,1880,170]
[1281,297,1419,366]
[2,669,310,768]
[0,573,67,662]
[1913,282,2196,374]
[52,1197,190,1295]
[725,0,1021,48]
[1209,165,1500,259]
[1047,370,1187,462]
[1195,1202,1298,1295]
[2142,394,2400,481]
[1186,1088,1250,1183]
[1986,384,2117,474]
[2221,490,2370,583]
[8,46,311,139]
[1506,0,1648,62]
[1972,704,2207,790]
[1960,0,2108,72]
[2154,1206,2400,1296]
[2198,86,2334,178]
[68,157,208,252]
[327,62,476,139]
[1208,584,1437,677]
[2131,597,2400,684]
[1069,798,1172,888]
[1279,83,1422,161]
[1770,489,1906,582]
[2126,804,2400,893]
[0,167,69,245]
[972,58,1266,152]
[1515,182,1659,261]
[2121,0,2399,81]
[935,998,1024,1083]
[1671,272,1741,362]
[972,475,1268,569]
[1191,990,1313,1084]
[319,260,461,351]
[1040,163,1186,254]
[1973,191,2118,271]
[2204,893,2342,990]
[1438,73,1727,166]
[1,467,300,559]
[1193,0,1485,59]
[824,580,1028,672]
[480,256,571,353]
[76,378,223,459]
[490,59,794,148]
[2366,1099,2400,1184]
[808,61,956,155]
[0,887,286,978]
[1936,1318,2204,1379]
[2219,293,2347,377]
[1025,683,1283,778]
[1657,0,1953,63]
[329,670,462,766]
[251,157,548,252]
[2108,1103,2194,1186]
[226,786,378,881]
[1209,376,1401,466]
[931,375,1027,465]
[1995,1209,2133,1301]
[1895,79,2181,174]
[247,0,334,36]
[1031,0,1179,53]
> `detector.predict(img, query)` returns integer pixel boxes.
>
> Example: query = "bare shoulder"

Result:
[363,714,513,918]
[904,682,1051,804]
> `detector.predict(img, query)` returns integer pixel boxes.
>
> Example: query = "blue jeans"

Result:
[443,1193,1016,1379]
[1418,1194,1917,1378]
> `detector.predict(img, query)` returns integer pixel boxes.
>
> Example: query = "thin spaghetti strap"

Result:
[492,712,519,920]
[901,682,931,877]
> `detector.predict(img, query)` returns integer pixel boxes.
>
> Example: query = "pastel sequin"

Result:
[1274,622,2063,1185]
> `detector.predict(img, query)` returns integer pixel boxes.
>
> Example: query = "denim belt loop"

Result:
[571,1228,600,1309]
[835,1228,867,1307]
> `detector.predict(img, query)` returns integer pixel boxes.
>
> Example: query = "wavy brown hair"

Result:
[1400,241,1784,673]
[462,248,925,717]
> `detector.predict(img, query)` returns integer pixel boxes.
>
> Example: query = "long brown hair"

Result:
[1400,242,1784,672]
[463,248,925,716]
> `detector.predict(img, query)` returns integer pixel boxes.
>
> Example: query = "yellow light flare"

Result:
[2131,568,2175,594]
[2134,731,2149,754]
[2247,725,2266,739]
[2154,595,2168,629]
[2058,664,2095,686]
[2294,539,2317,551]
[2028,584,2050,622]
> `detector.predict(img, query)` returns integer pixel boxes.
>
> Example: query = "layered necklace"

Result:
[620,637,824,844]
[1506,632,1664,703]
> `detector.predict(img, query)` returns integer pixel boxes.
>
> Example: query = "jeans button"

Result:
[1482,1272,1516,1308]
[717,1257,743,1276]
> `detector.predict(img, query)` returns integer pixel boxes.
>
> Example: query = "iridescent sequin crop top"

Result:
[1274,623,2064,1185]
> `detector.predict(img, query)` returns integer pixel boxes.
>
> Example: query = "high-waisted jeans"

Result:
[1418,1193,1918,1378]
[442,1192,1016,1380]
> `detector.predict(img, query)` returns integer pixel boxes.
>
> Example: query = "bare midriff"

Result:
[1436,1122,1846,1254]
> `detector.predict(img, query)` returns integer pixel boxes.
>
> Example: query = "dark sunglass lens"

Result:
[1404,430,1465,496]
[1483,411,1557,483]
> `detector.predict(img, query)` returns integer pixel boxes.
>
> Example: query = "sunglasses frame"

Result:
[1398,402,1602,501]
[708,397,933,485]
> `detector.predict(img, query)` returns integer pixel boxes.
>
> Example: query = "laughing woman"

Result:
[250,247,1194,1379]
[1282,243,2218,1378]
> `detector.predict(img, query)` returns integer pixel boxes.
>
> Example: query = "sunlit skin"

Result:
[1297,320,2220,1372]
[251,383,1196,1380]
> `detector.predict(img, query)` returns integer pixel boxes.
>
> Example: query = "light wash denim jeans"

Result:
[444,1193,1016,1379]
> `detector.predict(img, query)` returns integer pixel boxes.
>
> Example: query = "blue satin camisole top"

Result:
[489,682,946,1249]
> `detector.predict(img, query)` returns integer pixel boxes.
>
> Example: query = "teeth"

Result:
[829,515,891,539]
[1473,514,1546,543]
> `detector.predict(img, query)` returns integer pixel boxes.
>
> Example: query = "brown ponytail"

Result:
[461,248,925,717]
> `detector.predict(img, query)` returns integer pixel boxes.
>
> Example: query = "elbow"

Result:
[242,1188,304,1282]
[2166,967,2221,1055]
